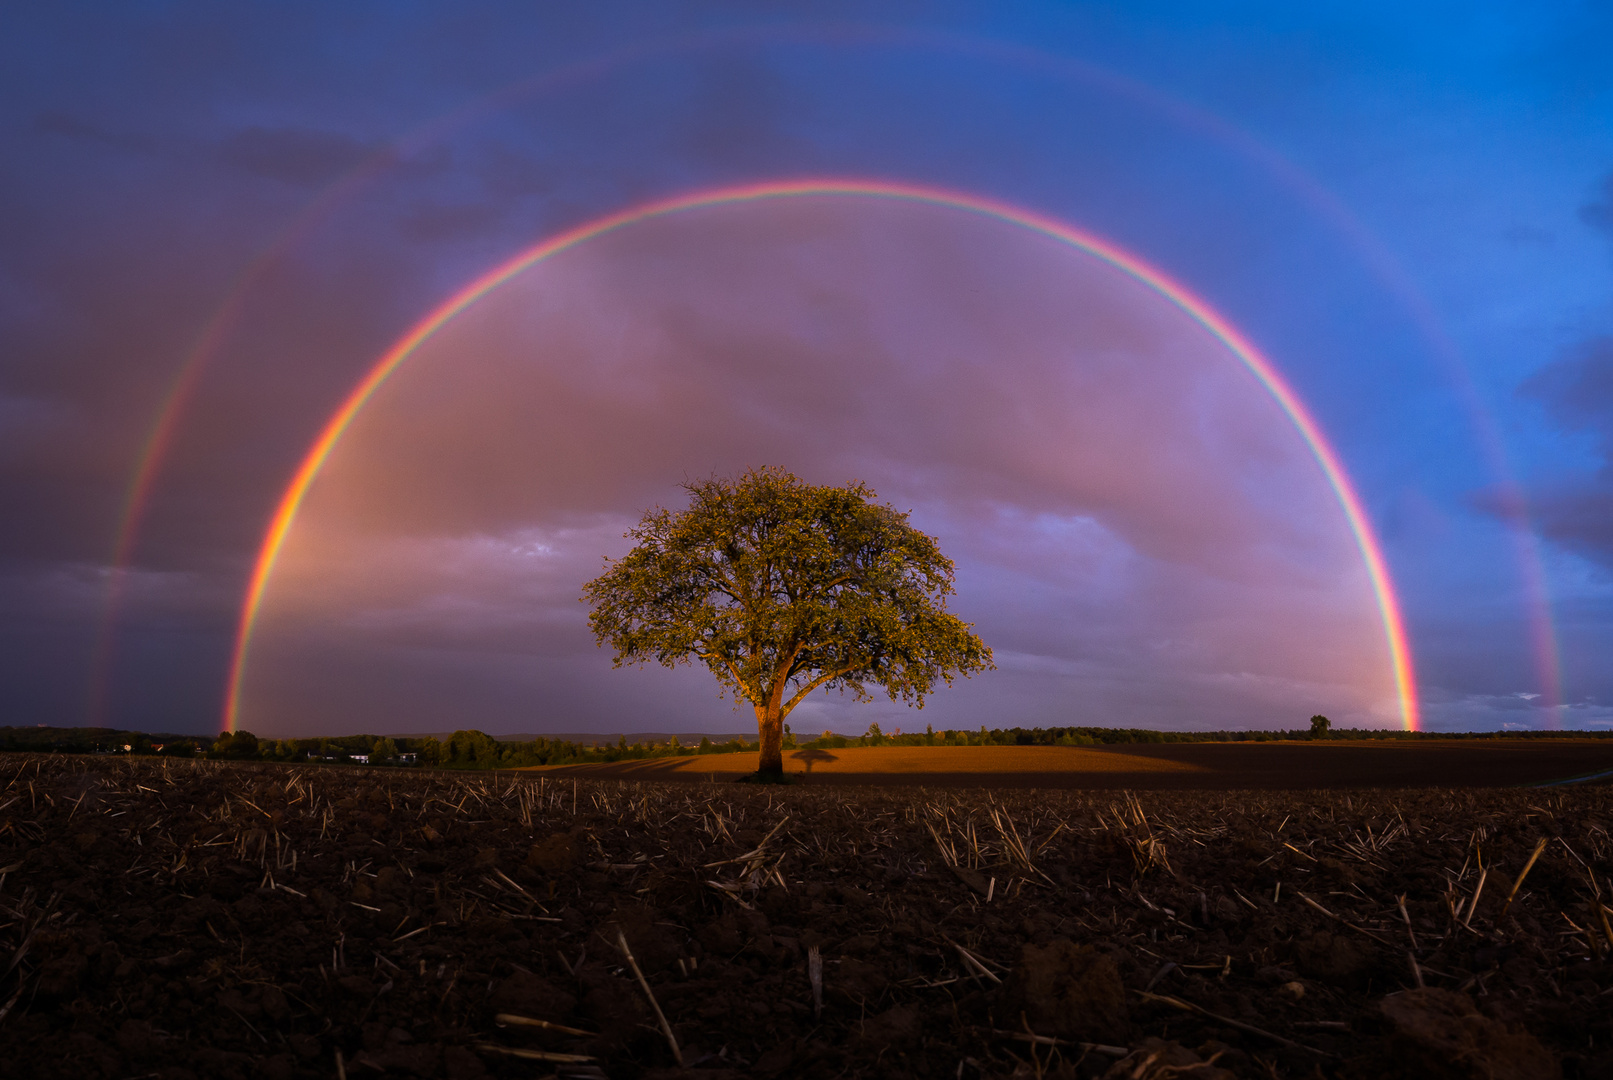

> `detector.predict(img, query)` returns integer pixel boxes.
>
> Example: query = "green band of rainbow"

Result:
[224,178,1419,732]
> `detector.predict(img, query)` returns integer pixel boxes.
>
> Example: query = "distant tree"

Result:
[1310,714,1331,739]
[211,730,260,760]
[446,730,500,767]
[583,468,992,781]
[413,736,443,766]
[371,737,398,761]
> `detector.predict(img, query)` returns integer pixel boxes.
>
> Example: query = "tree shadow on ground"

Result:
[791,748,838,777]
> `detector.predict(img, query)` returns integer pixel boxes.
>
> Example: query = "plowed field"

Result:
[530,740,1613,789]
[2,752,1610,1080]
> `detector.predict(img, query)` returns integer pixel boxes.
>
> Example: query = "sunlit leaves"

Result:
[582,467,993,726]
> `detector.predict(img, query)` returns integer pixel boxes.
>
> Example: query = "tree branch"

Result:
[701,652,758,705]
[782,664,855,716]
[692,565,742,606]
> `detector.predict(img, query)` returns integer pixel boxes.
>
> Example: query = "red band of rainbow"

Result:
[224,178,1419,733]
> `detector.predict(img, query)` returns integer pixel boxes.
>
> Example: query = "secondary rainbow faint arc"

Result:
[224,178,1420,733]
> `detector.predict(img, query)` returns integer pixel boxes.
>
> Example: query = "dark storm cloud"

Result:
[1526,336,1613,458]
[1520,337,1613,566]
[0,22,502,727]
[1507,170,1613,569]
[2,2,1608,734]
[2,3,804,731]
[1522,490,1613,563]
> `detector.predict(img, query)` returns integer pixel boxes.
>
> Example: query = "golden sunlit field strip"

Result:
[524,739,1613,789]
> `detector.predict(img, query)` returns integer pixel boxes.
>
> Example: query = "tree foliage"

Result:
[445,729,502,767]
[210,730,260,760]
[582,467,993,778]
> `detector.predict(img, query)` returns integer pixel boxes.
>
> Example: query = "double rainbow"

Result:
[224,179,1419,732]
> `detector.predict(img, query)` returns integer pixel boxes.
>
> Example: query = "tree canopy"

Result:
[583,467,993,778]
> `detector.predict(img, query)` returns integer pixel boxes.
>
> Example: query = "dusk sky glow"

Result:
[3,4,1611,737]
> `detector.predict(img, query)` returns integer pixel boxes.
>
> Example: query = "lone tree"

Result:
[1310,714,1331,739]
[583,467,993,780]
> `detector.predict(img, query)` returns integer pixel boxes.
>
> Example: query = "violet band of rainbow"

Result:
[224,178,1419,733]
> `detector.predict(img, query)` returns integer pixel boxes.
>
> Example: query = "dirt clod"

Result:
[1294,929,1376,987]
[1001,938,1130,1043]
[525,832,575,874]
[1379,988,1561,1080]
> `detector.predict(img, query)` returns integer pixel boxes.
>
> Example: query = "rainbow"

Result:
[223,178,1420,732]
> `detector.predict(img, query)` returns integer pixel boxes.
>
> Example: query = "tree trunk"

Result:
[755,702,785,781]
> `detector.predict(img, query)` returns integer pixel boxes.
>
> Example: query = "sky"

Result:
[1,2,1610,738]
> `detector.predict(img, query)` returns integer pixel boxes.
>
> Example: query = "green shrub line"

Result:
[1,720,1609,771]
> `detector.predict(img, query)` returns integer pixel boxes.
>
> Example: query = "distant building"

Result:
[398,752,417,764]
[351,753,369,764]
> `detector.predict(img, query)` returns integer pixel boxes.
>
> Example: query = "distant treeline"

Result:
[0,727,212,757]
[0,726,758,769]
[1,722,1608,770]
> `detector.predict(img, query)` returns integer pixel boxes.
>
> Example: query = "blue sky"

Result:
[1,2,1609,735]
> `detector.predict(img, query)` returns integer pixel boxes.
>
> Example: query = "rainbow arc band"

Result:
[223,178,1419,733]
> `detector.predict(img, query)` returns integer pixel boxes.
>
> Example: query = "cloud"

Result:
[1520,489,1613,565]
[1418,690,1613,733]
[1518,337,1613,566]
[1581,169,1613,235]
[476,145,554,201]
[235,196,1397,736]
[1496,172,1613,570]
[32,111,157,154]
[397,201,508,242]
[11,4,1588,736]
[677,56,802,173]
[1525,336,1613,456]
[215,126,379,186]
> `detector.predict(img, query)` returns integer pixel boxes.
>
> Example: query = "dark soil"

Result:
[1,754,1609,1079]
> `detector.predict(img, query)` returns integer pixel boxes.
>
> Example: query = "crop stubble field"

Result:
[0,747,1610,1080]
